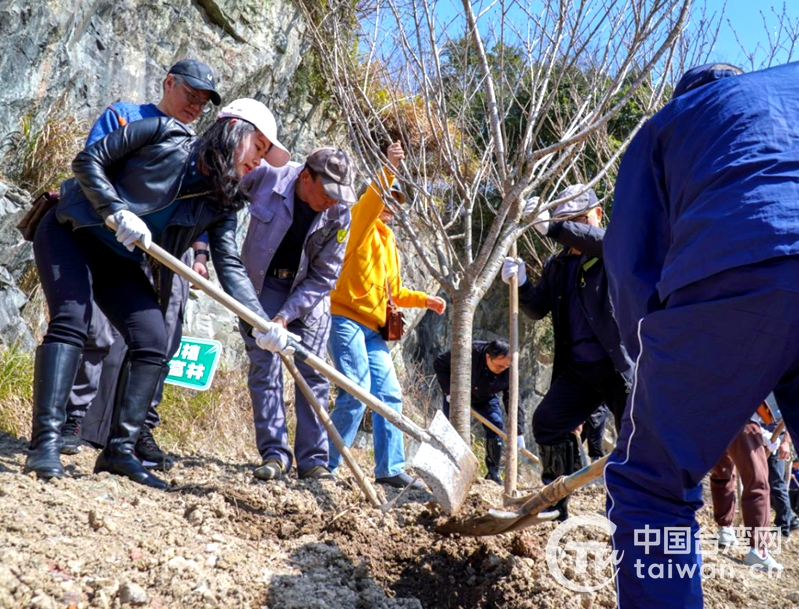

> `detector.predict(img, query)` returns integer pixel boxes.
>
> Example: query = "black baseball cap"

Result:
[672,63,743,100]
[168,59,221,105]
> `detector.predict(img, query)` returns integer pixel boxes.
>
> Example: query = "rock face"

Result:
[0,0,341,364]
[0,0,323,147]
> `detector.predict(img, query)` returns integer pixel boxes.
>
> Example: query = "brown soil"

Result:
[1,432,798,608]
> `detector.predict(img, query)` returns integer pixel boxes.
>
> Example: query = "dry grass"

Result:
[0,344,34,439]
[0,342,509,479]
[156,365,260,462]
[1,98,87,197]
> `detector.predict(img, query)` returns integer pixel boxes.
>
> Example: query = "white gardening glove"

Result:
[445,394,451,403]
[533,208,551,236]
[762,427,780,455]
[501,257,527,286]
[110,210,152,251]
[255,323,299,355]
[522,196,540,218]
[517,435,526,450]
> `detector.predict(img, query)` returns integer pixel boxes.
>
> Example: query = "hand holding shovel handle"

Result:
[112,230,385,508]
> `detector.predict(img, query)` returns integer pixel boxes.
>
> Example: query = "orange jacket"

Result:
[330,168,428,330]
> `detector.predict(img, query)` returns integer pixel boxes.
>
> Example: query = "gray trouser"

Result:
[241,276,330,473]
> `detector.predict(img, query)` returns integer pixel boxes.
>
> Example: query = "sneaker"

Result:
[742,548,783,572]
[375,472,426,490]
[134,427,175,471]
[717,526,737,550]
[254,459,286,481]
[60,415,83,455]
[299,465,335,480]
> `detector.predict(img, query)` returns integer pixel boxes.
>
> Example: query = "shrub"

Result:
[0,343,34,438]
[1,99,87,197]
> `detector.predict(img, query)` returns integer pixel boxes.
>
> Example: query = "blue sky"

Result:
[424,1,797,69]
[706,1,798,67]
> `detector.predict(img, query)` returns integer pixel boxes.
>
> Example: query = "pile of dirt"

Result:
[1,431,797,608]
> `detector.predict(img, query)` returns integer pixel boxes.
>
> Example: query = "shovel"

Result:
[280,354,384,508]
[134,239,478,513]
[436,454,609,536]
[504,241,520,501]
[470,408,540,464]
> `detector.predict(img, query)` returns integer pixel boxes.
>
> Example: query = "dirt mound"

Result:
[1,432,798,608]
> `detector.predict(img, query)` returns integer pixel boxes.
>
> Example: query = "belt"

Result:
[268,268,296,280]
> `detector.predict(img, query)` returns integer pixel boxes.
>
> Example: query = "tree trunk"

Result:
[448,290,478,443]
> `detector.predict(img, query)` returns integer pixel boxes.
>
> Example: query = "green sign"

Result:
[165,337,222,391]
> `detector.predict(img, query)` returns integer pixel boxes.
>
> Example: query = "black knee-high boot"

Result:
[94,359,168,490]
[485,436,504,484]
[24,343,83,479]
[539,436,583,521]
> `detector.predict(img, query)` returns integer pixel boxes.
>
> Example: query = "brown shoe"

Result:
[299,465,335,480]
[254,459,286,481]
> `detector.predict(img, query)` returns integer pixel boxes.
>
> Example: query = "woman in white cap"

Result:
[26,99,293,490]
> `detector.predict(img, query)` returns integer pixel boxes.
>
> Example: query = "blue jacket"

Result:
[240,163,350,325]
[605,62,799,355]
[86,102,169,146]
[519,221,633,384]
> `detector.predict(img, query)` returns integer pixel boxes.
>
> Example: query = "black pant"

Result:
[533,358,627,445]
[34,209,167,366]
[581,403,609,458]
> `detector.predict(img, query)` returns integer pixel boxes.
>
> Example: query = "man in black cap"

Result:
[61,59,221,468]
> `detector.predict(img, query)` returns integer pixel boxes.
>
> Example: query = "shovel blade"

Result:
[436,455,610,536]
[436,508,560,536]
[411,411,479,514]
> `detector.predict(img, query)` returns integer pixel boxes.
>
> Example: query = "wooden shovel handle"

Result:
[470,408,540,463]
[128,238,383,507]
[281,355,383,508]
[501,455,609,533]
[770,420,786,445]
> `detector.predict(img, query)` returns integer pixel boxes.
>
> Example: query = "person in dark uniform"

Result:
[502,185,633,517]
[434,339,525,484]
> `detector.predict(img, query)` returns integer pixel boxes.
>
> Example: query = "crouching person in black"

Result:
[25,99,293,489]
[434,339,526,484]
[502,185,632,518]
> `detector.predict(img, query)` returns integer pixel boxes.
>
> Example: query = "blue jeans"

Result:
[327,316,406,478]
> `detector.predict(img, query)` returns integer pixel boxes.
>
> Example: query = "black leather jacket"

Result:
[57,117,267,329]
[519,221,633,385]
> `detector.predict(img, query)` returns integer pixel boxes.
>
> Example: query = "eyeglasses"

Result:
[177,81,212,113]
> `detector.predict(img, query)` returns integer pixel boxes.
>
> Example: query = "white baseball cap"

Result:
[217,98,290,167]
[552,184,598,218]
